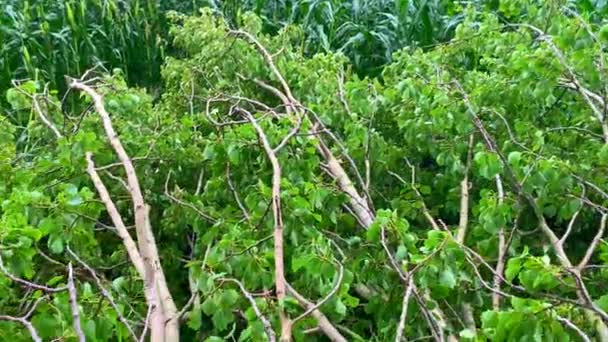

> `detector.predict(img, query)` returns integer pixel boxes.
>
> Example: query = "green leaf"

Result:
[508,151,522,166]
[187,308,202,330]
[335,299,347,316]
[83,320,97,341]
[475,151,503,179]
[204,337,224,342]
[424,230,445,250]
[595,294,608,312]
[49,237,64,254]
[211,309,234,331]
[505,258,522,282]
[112,277,126,291]
[439,268,457,288]
[202,296,216,315]
[46,275,64,286]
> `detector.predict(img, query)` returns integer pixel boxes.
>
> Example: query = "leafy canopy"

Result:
[3,0,608,341]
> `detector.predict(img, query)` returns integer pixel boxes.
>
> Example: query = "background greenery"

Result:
[3,0,608,341]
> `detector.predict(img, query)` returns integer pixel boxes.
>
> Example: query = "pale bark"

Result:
[71,79,178,341]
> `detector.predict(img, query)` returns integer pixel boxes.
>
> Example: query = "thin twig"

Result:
[164,171,216,223]
[221,278,276,342]
[286,284,347,342]
[292,260,344,324]
[0,254,68,293]
[578,213,608,271]
[139,304,153,342]
[67,246,138,341]
[556,315,591,342]
[226,163,251,221]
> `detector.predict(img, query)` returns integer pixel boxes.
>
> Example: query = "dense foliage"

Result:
[0,0,461,107]
[4,0,608,341]
[202,0,461,75]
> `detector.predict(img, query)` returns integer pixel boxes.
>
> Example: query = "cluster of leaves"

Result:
[3,0,608,341]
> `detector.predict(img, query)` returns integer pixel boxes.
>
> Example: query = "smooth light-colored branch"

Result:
[33,94,62,138]
[493,175,507,310]
[85,153,145,278]
[239,107,291,341]
[0,296,45,342]
[395,277,414,342]
[0,312,42,342]
[560,208,581,246]
[67,263,86,342]
[457,135,474,243]
[556,315,591,342]
[71,78,178,341]
[139,303,153,342]
[0,315,42,342]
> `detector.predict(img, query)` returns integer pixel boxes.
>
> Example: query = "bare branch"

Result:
[0,295,46,341]
[67,263,86,342]
[67,246,138,341]
[33,94,62,138]
[395,277,414,342]
[292,259,344,324]
[239,107,291,340]
[493,175,507,310]
[0,253,68,293]
[85,153,145,278]
[0,314,42,342]
[195,168,205,196]
[71,78,179,340]
[578,213,608,271]
[556,315,591,342]
[457,135,474,244]
[286,284,347,342]
[139,303,153,342]
[560,207,582,246]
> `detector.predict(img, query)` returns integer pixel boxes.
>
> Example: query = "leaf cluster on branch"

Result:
[2,0,608,341]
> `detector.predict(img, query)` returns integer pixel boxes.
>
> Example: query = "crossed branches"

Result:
[0,255,84,341]
[214,29,455,342]
[69,77,180,341]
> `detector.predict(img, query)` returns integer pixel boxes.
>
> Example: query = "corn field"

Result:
[0,0,461,107]
[0,0,172,103]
